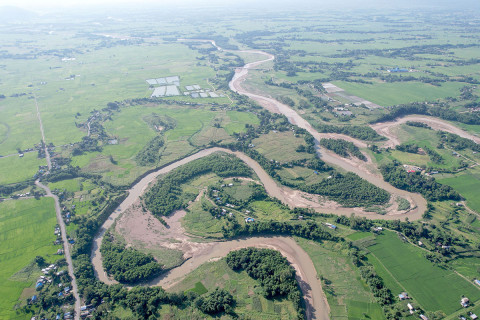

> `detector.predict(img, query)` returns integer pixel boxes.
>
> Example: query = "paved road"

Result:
[34,95,80,320]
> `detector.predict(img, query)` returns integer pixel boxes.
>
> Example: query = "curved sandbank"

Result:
[228,49,427,221]
[370,115,480,148]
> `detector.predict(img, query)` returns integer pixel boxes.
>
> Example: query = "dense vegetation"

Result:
[135,135,164,166]
[100,233,162,284]
[223,219,339,242]
[226,248,304,318]
[194,288,234,314]
[144,153,252,217]
[373,102,480,125]
[381,163,460,201]
[406,121,431,129]
[395,143,420,154]
[304,172,390,206]
[437,131,480,152]
[320,138,367,161]
[315,124,386,141]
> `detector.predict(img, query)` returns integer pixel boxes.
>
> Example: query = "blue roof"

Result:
[35,282,43,289]
[31,295,37,301]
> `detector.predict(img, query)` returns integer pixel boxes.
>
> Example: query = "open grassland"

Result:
[169,259,299,320]
[252,131,309,163]
[0,152,44,185]
[249,201,293,221]
[296,238,384,320]
[0,198,58,320]
[437,168,480,213]
[276,166,330,186]
[48,178,96,194]
[183,198,230,239]
[0,96,43,155]
[366,231,480,315]
[71,105,257,185]
[386,125,465,170]
[332,81,464,106]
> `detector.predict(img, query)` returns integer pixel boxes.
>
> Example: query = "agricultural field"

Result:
[366,231,480,315]
[296,238,384,320]
[169,259,300,320]
[0,198,58,320]
[0,152,44,185]
[70,104,258,185]
[437,167,480,213]
[1,3,480,320]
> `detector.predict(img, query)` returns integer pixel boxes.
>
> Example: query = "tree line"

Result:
[226,248,305,319]
[100,233,162,284]
[320,138,367,161]
[144,153,252,217]
[372,102,480,125]
[135,135,164,166]
[315,123,386,141]
[380,163,460,201]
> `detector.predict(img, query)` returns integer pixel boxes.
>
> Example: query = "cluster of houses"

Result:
[41,264,58,275]
[80,304,95,318]
[399,291,477,319]
[334,106,353,117]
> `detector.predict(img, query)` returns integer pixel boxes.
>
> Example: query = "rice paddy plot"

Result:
[366,231,480,315]
[0,198,58,320]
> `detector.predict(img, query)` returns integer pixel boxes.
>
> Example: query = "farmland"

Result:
[0,198,57,320]
[1,2,480,320]
[168,259,299,319]
[366,231,480,315]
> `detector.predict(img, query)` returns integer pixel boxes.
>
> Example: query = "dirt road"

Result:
[34,94,80,319]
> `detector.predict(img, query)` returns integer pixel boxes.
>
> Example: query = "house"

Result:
[31,295,37,303]
[388,67,409,73]
[474,279,480,286]
[471,314,478,320]
[418,241,423,246]
[398,292,409,300]
[325,223,337,230]
[420,315,428,320]
[373,227,383,232]
[35,282,43,290]
[407,303,415,314]
[461,297,470,308]
[245,217,255,223]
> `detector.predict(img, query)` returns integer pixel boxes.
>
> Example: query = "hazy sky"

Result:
[3,0,480,11]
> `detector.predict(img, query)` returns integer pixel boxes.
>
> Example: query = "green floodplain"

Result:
[1,2,480,319]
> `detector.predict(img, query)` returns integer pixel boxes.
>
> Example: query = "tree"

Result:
[35,256,45,267]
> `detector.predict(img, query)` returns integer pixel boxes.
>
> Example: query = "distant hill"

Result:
[0,6,37,22]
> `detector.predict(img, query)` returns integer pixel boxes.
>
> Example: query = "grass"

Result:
[249,201,293,221]
[346,232,374,241]
[168,258,299,319]
[346,299,384,320]
[437,168,480,213]
[185,281,208,295]
[0,198,58,320]
[332,81,464,106]
[276,166,330,186]
[221,181,257,202]
[366,231,480,315]
[295,238,383,320]
[0,153,44,185]
[252,131,310,163]
[182,198,229,239]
